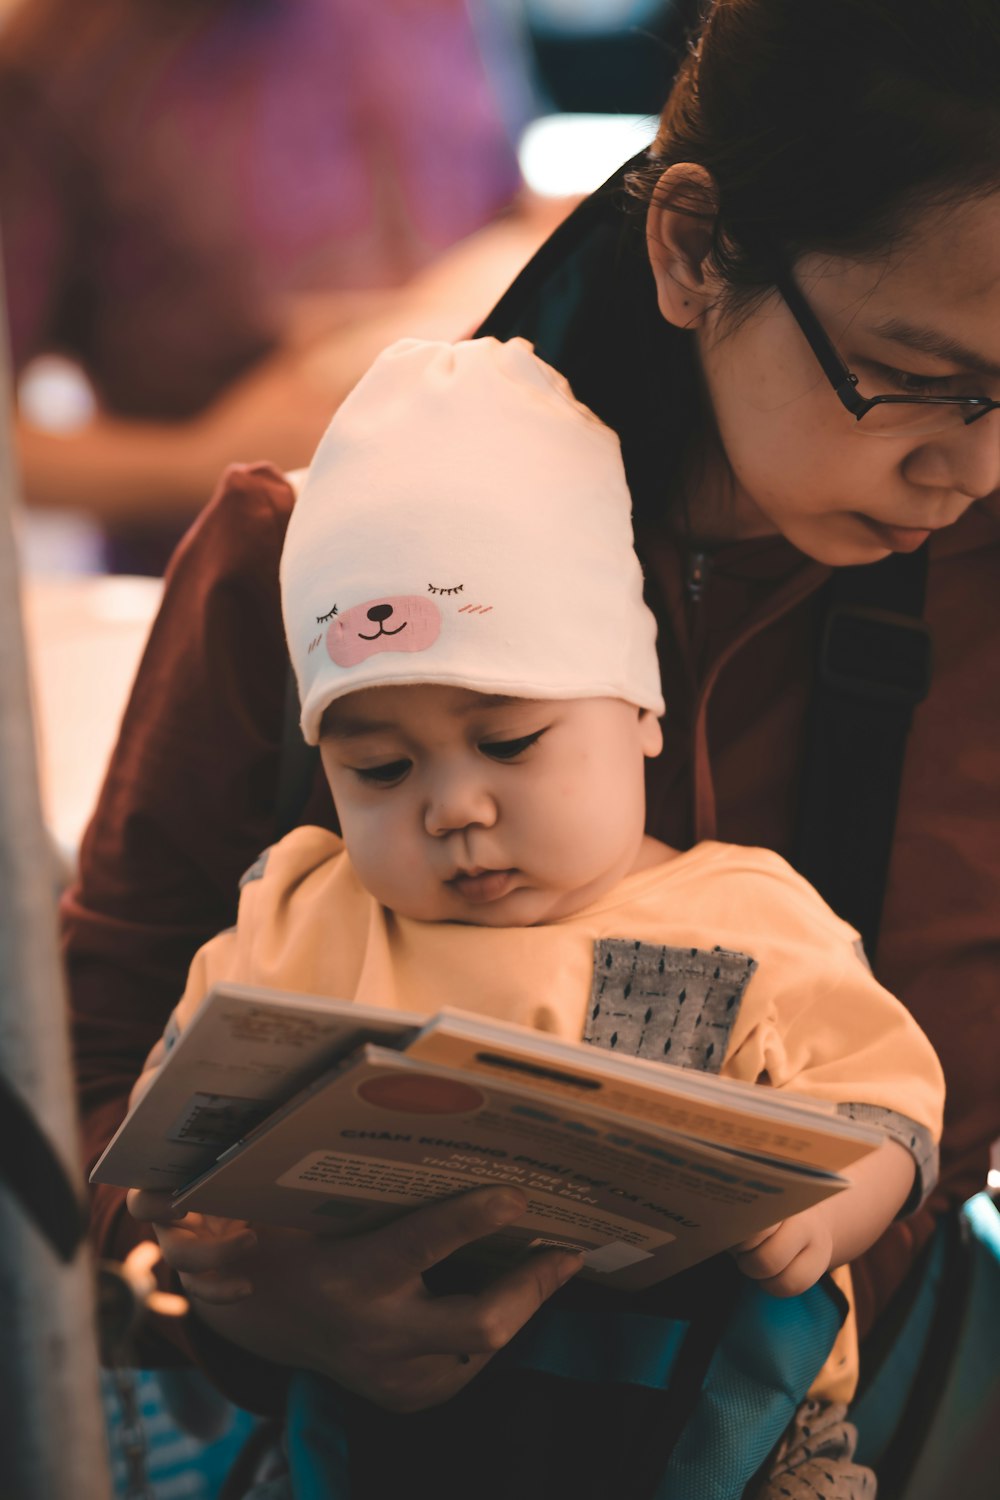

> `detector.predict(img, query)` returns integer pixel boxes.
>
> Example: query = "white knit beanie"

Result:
[281,336,665,745]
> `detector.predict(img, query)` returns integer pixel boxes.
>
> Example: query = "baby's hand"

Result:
[127,1189,257,1306]
[730,1205,835,1297]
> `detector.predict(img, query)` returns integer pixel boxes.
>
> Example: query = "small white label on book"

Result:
[526,1237,659,1272]
[582,1242,658,1272]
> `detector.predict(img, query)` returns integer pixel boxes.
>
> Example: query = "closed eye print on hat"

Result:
[427,583,464,595]
[316,604,339,623]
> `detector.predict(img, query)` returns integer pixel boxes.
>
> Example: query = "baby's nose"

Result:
[367,603,394,623]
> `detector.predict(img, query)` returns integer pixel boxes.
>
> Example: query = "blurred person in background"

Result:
[0,0,561,573]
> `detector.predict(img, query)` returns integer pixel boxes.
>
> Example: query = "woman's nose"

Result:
[911,412,1000,503]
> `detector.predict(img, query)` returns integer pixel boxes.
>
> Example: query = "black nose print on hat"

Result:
[367,604,394,623]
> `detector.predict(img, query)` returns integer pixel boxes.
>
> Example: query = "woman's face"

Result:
[661,189,1000,563]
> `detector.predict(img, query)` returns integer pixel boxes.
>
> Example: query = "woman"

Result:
[75,0,999,1491]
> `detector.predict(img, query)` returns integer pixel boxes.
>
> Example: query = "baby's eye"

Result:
[316,604,339,623]
[480,729,546,761]
[353,759,411,786]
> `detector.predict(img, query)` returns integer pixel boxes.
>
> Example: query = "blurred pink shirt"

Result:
[0,0,521,417]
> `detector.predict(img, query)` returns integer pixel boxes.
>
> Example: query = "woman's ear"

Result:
[645,163,722,329]
[638,709,664,759]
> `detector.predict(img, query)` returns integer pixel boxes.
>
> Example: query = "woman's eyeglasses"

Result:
[773,262,1000,438]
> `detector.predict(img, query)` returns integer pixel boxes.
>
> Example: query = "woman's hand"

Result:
[128,1185,582,1412]
[127,1189,259,1305]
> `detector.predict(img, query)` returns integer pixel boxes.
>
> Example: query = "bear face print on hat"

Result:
[280,336,665,745]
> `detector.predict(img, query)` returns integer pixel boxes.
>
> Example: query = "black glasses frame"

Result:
[772,262,1000,428]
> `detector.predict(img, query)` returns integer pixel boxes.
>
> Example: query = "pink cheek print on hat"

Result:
[327,595,442,667]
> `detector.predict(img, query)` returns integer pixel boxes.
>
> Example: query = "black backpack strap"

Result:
[792,546,933,960]
[474,152,645,343]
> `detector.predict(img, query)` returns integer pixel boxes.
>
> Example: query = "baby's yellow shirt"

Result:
[179,827,945,1402]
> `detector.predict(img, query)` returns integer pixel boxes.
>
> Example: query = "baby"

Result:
[141,336,943,1495]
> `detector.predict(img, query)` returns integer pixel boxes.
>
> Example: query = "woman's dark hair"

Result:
[630,0,1000,307]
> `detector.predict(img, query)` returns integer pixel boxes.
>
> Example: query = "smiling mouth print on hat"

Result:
[324,591,444,667]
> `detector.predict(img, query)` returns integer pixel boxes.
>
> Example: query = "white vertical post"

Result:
[0,249,112,1496]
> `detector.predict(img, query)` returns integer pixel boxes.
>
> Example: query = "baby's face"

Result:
[319,684,662,926]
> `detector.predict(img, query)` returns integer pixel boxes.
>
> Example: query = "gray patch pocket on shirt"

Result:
[585,940,758,1073]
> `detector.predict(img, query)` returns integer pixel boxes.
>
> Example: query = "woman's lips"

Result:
[855,514,934,552]
[448,868,518,902]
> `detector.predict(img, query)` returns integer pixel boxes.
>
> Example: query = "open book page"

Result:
[407,1010,881,1173]
[173,1045,881,1291]
[91,983,422,1191]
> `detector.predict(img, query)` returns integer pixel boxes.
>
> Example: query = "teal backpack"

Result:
[283,1258,848,1500]
[274,1192,999,1500]
[851,1191,1000,1499]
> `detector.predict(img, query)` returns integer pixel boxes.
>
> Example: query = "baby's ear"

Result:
[638,709,664,759]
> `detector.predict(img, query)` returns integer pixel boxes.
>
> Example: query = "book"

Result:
[93,983,883,1291]
[92,982,422,1192]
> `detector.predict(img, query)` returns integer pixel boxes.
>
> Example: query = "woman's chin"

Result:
[786,519,894,568]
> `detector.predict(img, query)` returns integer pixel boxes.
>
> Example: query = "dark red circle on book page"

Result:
[357,1073,486,1116]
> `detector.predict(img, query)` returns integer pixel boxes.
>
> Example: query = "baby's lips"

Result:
[327,595,441,666]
